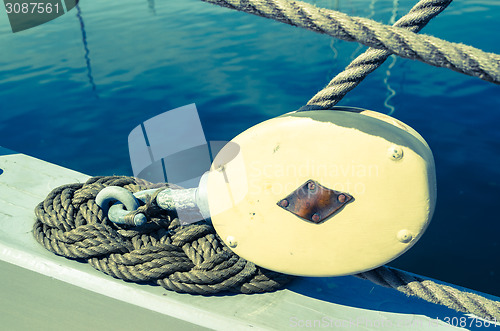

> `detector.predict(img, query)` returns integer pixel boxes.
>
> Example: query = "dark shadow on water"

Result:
[76,4,98,98]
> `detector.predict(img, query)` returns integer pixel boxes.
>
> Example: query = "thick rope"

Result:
[202,0,500,84]
[357,267,500,322]
[304,0,452,110]
[33,176,291,295]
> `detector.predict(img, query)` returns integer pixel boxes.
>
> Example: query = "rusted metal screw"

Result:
[338,194,346,203]
[307,182,316,190]
[280,199,289,208]
[311,213,320,222]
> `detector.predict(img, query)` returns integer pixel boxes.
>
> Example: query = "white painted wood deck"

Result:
[1,145,495,330]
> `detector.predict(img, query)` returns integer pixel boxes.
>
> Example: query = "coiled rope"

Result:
[33,0,500,323]
[33,176,291,294]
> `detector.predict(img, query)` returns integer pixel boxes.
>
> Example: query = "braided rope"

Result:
[33,176,291,295]
[357,267,500,322]
[304,0,452,110]
[202,0,500,84]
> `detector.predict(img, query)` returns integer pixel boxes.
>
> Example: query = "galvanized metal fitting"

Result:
[96,172,211,227]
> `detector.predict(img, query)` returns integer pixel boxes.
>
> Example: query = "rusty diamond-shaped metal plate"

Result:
[277,179,354,224]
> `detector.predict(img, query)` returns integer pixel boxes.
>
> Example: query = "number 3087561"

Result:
[5,2,61,14]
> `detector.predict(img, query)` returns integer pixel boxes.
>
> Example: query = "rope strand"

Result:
[202,0,500,84]
[357,267,500,321]
[303,0,453,110]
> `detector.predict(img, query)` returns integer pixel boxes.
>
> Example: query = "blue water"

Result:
[1,0,499,296]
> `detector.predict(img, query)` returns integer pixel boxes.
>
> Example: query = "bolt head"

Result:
[338,194,346,203]
[311,213,320,222]
[388,145,404,161]
[226,236,238,248]
[280,199,289,208]
[307,182,316,190]
[397,230,413,243]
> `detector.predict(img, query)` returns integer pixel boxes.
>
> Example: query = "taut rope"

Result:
[201,0,500,85]
[303,0,452,110]
[358,267,500,322]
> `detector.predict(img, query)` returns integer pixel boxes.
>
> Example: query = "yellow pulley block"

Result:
[207,107,436,276]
